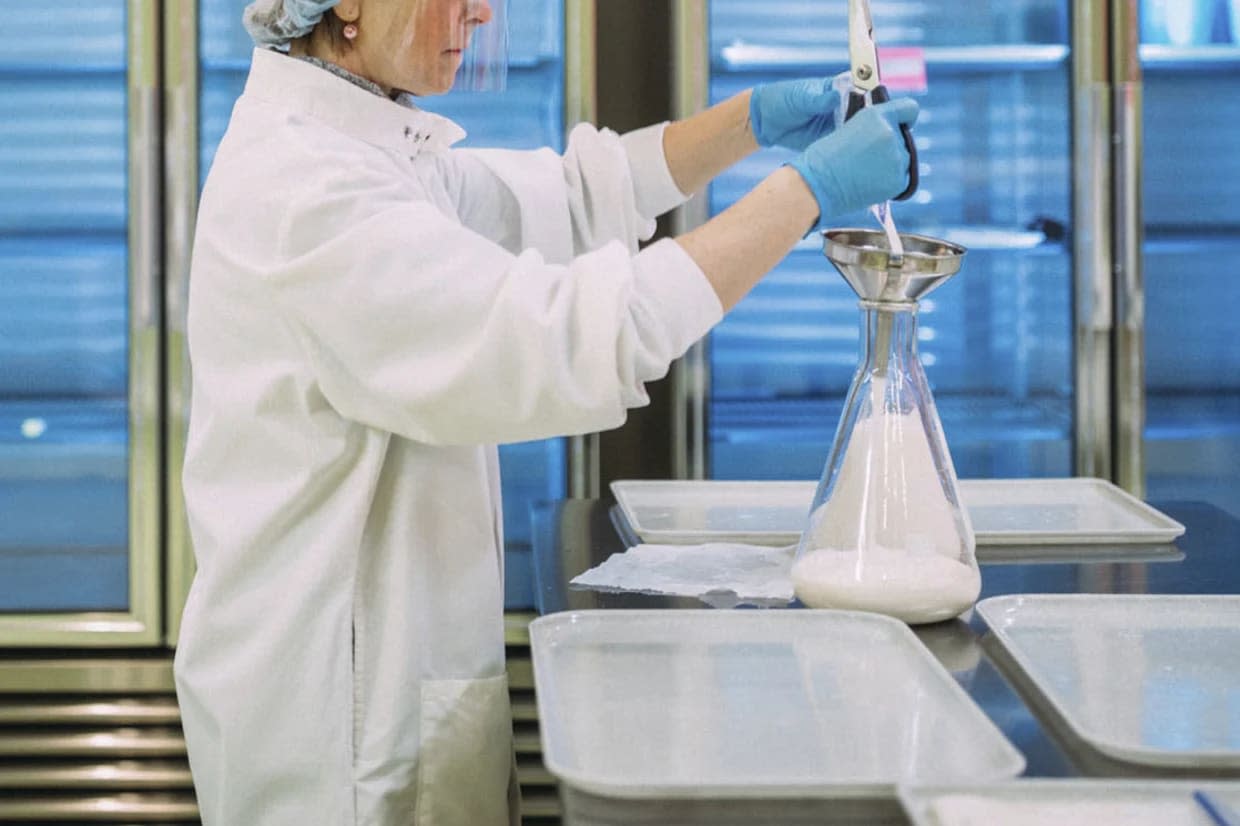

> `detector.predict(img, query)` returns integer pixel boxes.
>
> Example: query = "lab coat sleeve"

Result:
[620,122,692,222]
[448,122,690,262]
[261,166,721,446]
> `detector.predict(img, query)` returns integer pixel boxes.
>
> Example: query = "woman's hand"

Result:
[788,97,919,231]
[674,95,920,313]
[748,74,847,151]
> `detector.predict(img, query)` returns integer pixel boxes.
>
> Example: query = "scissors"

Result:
[846,0,919,201]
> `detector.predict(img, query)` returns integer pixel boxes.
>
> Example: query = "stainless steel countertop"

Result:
[529,498,1240,807]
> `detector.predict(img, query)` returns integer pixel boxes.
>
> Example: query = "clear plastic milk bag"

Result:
[792,229,980,624]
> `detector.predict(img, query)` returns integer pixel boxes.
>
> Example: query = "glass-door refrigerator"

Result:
[166,0,586,639]
[672,0,1137,494]
[0,2,161,644]
[1139,0,1240,517]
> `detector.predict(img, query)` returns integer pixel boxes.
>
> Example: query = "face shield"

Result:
[456,0,509,92]
[243,0,509,93]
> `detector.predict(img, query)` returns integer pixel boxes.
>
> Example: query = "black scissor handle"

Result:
[846,85,919,202]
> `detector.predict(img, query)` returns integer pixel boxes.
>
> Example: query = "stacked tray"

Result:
[610,478,1186,547]
[529,609,1023,815]
[976,594,1240,772]
[900,780,1240,825]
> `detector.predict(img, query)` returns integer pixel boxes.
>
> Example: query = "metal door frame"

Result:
[1111,0,1146,497]
[670,0,710,480]
[163,0,197,646]
[1073,0,1116,480]
[565,0,603,498]
[1073,0,1147,492]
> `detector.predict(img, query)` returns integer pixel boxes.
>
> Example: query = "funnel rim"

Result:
[821,227,969,260]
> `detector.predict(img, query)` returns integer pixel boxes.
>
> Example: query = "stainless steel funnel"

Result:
[823,228,967,304]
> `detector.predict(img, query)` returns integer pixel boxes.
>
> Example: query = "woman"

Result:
[172,0,918,823]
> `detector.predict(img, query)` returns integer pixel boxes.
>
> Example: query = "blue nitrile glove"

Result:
[788,98,920,232]
[748,74,847,151]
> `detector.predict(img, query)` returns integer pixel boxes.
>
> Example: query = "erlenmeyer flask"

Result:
[792,229,980,625]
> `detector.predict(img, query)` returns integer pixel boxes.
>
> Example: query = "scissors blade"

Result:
[848,0,880,92]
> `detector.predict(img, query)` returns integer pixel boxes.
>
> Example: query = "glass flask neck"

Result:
[859,299,919,375]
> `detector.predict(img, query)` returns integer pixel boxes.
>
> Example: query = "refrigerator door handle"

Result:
[1073,0,1114,481]
[124,0,164,645]
[671,0,710,481]
[1112,0,1146,498]
[163,0,200,646]
[566,0,601,497]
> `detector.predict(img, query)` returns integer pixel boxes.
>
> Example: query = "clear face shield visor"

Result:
[456,0,509,92]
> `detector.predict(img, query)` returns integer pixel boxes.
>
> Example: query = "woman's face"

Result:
[350,0,494,95]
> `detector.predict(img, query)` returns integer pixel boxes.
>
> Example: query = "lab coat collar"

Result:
[244,48,467,156]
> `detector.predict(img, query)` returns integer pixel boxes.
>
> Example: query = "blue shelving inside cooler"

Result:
[1143,61,1240,229]
[0,238,130,559]
[705,0,1073,482]
[4,3,127,68]
[710,240,1072,480]
[1144,236,1240,393]
[0,239,128,396]
[711,242,1070,398]
[0,399,128,543]
[0,6,128,230]
[0,75,128,233]
[199,0,563,67]
[708,0,1068,51]
[1141,229,1240,515]
[1140,48,1240,516]
[712,393,1072,482]
[0,8,130,609]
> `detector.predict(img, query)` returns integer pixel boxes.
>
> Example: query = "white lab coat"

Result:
[173,48,721,826]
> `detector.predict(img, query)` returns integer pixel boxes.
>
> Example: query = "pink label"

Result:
[878,46,928,94]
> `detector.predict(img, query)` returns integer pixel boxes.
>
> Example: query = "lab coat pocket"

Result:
[415,674,515,826]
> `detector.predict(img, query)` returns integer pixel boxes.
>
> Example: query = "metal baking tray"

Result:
[977,594,1240,769]
[610,478,1185,546]
[900,779,1240,826]
[529,609,1023,801]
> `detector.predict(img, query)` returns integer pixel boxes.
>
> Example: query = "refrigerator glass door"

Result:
[0,3,161,641]
[196,0,566,610]
[1140,2,1240,518]
[705,0,1073,483]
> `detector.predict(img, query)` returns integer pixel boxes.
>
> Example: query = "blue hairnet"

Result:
[243,0,340,47]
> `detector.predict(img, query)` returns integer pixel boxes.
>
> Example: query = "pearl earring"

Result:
[343,23,358,40]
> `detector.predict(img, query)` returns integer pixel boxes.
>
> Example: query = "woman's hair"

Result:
[243,0,341,48]
[310,8,353,52]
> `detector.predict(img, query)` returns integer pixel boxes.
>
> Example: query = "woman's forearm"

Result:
[664,88,809,316]
[662,91,760,196]
[676,165,818,312]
